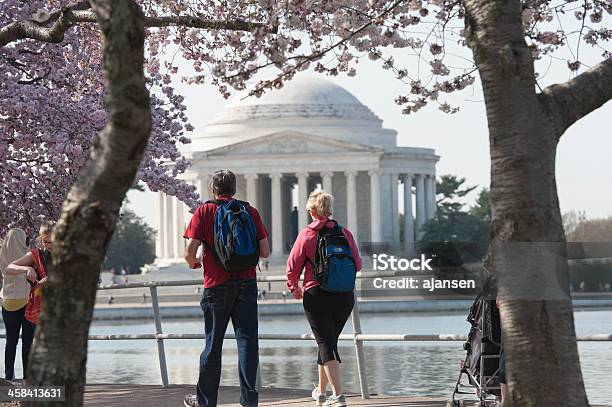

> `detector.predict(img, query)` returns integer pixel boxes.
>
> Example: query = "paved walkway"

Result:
[83,385,449,406]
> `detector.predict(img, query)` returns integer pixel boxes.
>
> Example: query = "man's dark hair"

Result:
[209,169,236,197]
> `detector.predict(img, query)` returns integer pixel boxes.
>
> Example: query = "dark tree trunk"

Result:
[464,1,589,406]
[23,1,151,406]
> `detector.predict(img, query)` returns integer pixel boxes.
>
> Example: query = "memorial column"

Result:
[415,174,426,239]
[345,170,358,239]
[270,172,284,256]
[297,172,309,230]
[245,173,259,209]
[369,170,381,242]
[403,174,415,253]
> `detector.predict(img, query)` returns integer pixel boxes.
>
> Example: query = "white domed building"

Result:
[156,77,439,265]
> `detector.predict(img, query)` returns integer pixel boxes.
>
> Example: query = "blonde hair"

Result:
[38,221,56,242]
[40,221,55,235]
[306,191,334,218]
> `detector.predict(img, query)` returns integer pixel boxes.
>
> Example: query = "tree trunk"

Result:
[464,1,588,406]
[23,1,151,406]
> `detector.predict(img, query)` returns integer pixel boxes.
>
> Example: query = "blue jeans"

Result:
[197,277,259,407]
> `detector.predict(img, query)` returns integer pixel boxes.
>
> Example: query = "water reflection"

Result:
[82,339,612,404]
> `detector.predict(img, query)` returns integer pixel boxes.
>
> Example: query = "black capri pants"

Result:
[303,286,355,365]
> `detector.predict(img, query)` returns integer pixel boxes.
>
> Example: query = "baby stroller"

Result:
[450,277,501,407]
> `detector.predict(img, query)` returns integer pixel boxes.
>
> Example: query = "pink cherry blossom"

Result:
[1,0,610,238]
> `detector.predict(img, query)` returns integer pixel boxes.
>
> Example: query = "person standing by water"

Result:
[3,221,55,379]
[182,170,270,407]
[286,191,362,407]
[0,228,30,381]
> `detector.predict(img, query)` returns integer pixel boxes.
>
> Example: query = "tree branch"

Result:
[144,15,271,31]
[539,57,612,136]
[0,7,77,47]
[1,6,273,48]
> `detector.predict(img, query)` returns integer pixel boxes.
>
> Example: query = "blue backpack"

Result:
[307,220,357,292]
[205,199,259,272]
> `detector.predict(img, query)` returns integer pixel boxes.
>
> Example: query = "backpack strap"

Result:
[325,219,339,228]
[200,200,224,261]
[309,219,340,266]
[318,219,341,237]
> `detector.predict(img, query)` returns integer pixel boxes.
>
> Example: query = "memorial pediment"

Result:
[200,131,380,157]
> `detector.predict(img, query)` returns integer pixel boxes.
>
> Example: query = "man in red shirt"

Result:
[183,170,270,407]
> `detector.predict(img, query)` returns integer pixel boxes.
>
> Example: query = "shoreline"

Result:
[88,298,612,320]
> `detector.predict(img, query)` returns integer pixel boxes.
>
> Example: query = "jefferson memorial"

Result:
[156,77,439,265]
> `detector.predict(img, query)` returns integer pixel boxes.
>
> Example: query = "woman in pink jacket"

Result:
[286,191,362,407]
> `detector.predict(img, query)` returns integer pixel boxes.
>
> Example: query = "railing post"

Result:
[150,285,169,387]
[351,291,370,399]
[256,364,263,392]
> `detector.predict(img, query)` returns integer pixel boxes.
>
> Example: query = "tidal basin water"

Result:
[3,309,612,403]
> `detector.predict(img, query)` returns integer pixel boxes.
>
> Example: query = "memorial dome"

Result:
[191,76,397,151]
[208,76,381,125]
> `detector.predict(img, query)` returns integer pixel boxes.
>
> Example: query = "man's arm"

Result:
[184,238,202,269]
[259,238,270,258]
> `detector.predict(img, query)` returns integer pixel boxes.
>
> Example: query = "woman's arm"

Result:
[343,228,363,271]
[286,229,308,292]
[4,252,37,281]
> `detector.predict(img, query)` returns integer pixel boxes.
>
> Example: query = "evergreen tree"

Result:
[103,209,156,274]
[420,176,490,265]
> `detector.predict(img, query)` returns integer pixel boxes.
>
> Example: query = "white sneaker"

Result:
[183,394,204,407]
[312,385,326,405]
[323,394,347,407]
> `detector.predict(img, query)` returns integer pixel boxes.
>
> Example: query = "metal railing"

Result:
[3,273,612,399]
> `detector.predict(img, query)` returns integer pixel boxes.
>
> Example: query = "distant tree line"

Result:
[563,211,612,242]
[562,212,612,292]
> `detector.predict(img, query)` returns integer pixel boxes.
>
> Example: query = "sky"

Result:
[127,39,612,232]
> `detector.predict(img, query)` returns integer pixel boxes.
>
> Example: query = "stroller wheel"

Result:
[446,400,466,407]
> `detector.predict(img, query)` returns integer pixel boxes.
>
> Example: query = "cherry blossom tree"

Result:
[3,1,609,240]
[0,0,210,237]
[2,0,611,405]
[461,1,610,405]
[6,1,153,405]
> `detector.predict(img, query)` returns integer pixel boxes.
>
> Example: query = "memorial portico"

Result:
[155,77,439,266]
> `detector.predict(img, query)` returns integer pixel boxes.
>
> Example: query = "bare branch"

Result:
[143,15,272,31]
[539,57,612,136]
[0,7,77,47]
[17,68,51,85]
[45,1,92,23]
[70,10,273,31]
[1,5,273,48]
